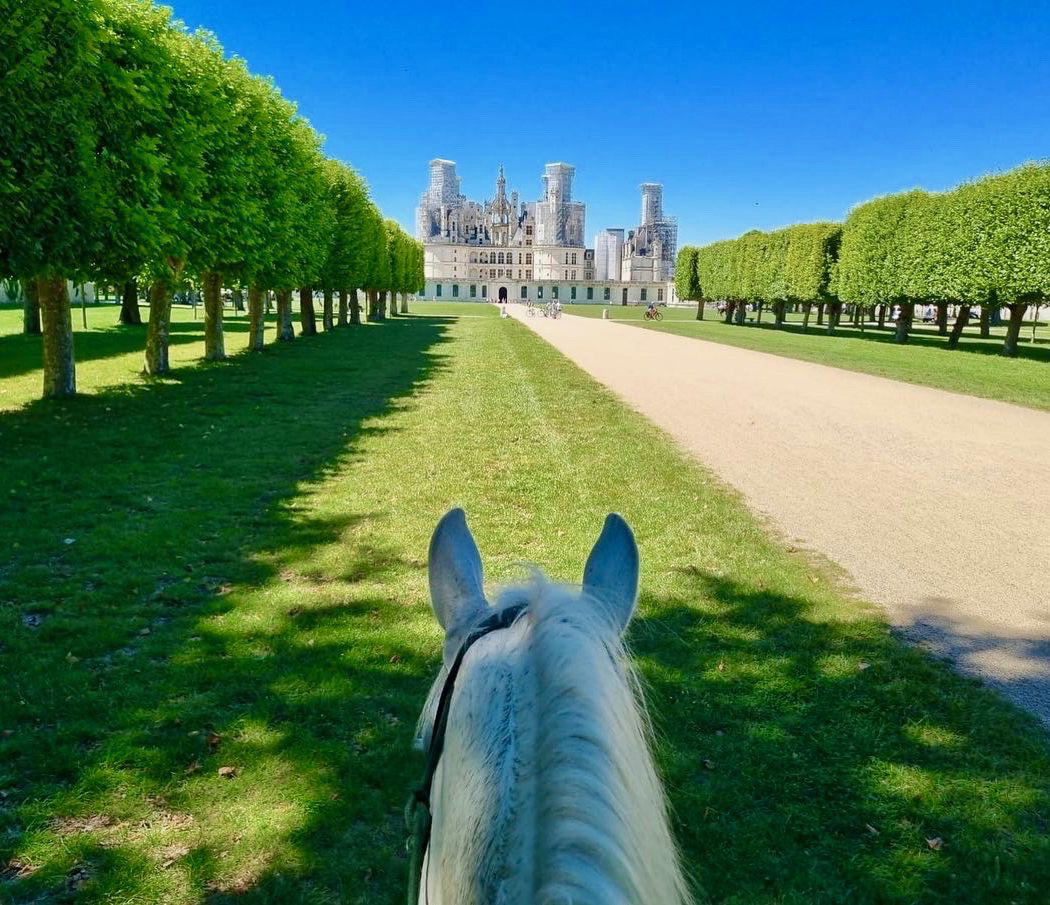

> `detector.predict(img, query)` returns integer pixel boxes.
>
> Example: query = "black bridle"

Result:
[405,602,528,905]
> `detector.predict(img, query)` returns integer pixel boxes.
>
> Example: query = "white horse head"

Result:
[412,508,692,905]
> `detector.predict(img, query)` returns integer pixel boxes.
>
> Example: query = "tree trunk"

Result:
[202,271,225,360]
[979,304,991,338]
[248,285,265,351]
[774,300,785,328]
[696,300,704,321]
[936,301,948,335]
[388,290,398,318]
[827,301,842,336]
[232,287,245,312]
[877,304,886,330]
[265,291,273,314]
[350,289,361,325]
[894,301,914,344]
[21,278,41,335]
[299,286,317,336]
[723,302,735,325]
[947,303,971,350]
[734,301,746,325]
[38,276,76,398]
[338,288,349,327]
[322,288,334,331]
[143,278,172,375]
[817,303,825,326]
[1002,303,1029,357]
[276,289,295,341]
[852,304,861,328]
[400,292,409,314]
[120,279,142,326]
[755,301,764,324]
[802,302,812,332]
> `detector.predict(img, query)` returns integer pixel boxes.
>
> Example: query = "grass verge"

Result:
[1,310,1047,903]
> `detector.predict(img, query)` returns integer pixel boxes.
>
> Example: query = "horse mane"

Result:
[416,576,693,905]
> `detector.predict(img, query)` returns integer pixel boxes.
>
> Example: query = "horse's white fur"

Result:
[416,577,693,905]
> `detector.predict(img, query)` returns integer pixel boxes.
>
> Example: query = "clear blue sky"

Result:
[170,0,1050,246]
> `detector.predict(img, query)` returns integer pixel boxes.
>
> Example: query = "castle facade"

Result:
[416,160,677,305]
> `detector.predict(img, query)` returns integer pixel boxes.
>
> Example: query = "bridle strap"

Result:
[406,602,528,905]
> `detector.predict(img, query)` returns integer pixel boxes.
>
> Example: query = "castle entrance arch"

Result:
[498,286,508,302]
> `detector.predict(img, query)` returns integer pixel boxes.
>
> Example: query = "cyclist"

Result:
[645,300,657,319]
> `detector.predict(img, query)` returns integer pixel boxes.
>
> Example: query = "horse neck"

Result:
[422,584,691,905]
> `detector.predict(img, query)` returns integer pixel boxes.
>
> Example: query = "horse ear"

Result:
[582,513,639,633]
[428,508,488,636]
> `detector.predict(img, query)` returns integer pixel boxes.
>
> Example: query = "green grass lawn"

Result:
[1,306,1048,903]
[564,303,1050,412]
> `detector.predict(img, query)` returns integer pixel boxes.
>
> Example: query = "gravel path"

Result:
[512,308,1050,726]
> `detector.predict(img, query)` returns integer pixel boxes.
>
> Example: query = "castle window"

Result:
[470,284,477,298]
[498,252,505,264]
[604,287,611,301]
[436,284,443,297]
[518,253,523,264]
[526,226,533,235]
[526,253,533,265]
[537,286,544,299]
[564,252,569,264]
[526,270,532,280]
[571,270,576,280]
[570,286,577,301]
[571,253,577,265]
[520,286,528,299]
[490,269,496,279]
[658,288,664,302]
[452,284,459,298]
[518,270,522,279]
[482,285,487,298]
[587,287,594,301]
[552,286,559,300]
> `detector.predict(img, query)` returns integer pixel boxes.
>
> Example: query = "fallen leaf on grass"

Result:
[865,824,880,836]
[159,845,190,869]
[207,733,222,751]
[926,837,944,850]
[702,759,716,770]
[716,660,725,672]
[184,761,201,775]
[389,654,402,664]
[858,661,871,671]
[217,766,237,778]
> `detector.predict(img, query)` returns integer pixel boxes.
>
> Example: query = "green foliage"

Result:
[693,223,841,306]
[674,246,701,301]
[953,162,1050,305]
[0,0,106,281]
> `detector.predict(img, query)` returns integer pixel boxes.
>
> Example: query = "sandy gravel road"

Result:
[511,308,1050,726]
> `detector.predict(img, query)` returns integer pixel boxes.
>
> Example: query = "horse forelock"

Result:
[417,576,692,905]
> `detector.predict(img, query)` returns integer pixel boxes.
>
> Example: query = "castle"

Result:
[416,160,677,305]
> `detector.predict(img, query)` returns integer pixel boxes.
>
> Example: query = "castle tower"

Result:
[640,183,663,225]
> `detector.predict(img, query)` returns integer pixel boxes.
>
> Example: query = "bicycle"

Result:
[644,308,663,321]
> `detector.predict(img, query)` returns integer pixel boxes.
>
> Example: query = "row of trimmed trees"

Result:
[675,223,841,330]
[675,162,1050,356]
[1,0,423,398]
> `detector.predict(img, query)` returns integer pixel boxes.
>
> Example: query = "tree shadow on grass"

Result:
[0,318,457,903]
[0,323,206,382]
[629,570,1050,904]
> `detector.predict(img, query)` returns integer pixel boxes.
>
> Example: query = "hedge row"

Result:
[675,162,1050,356]
[1,0,423,397]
